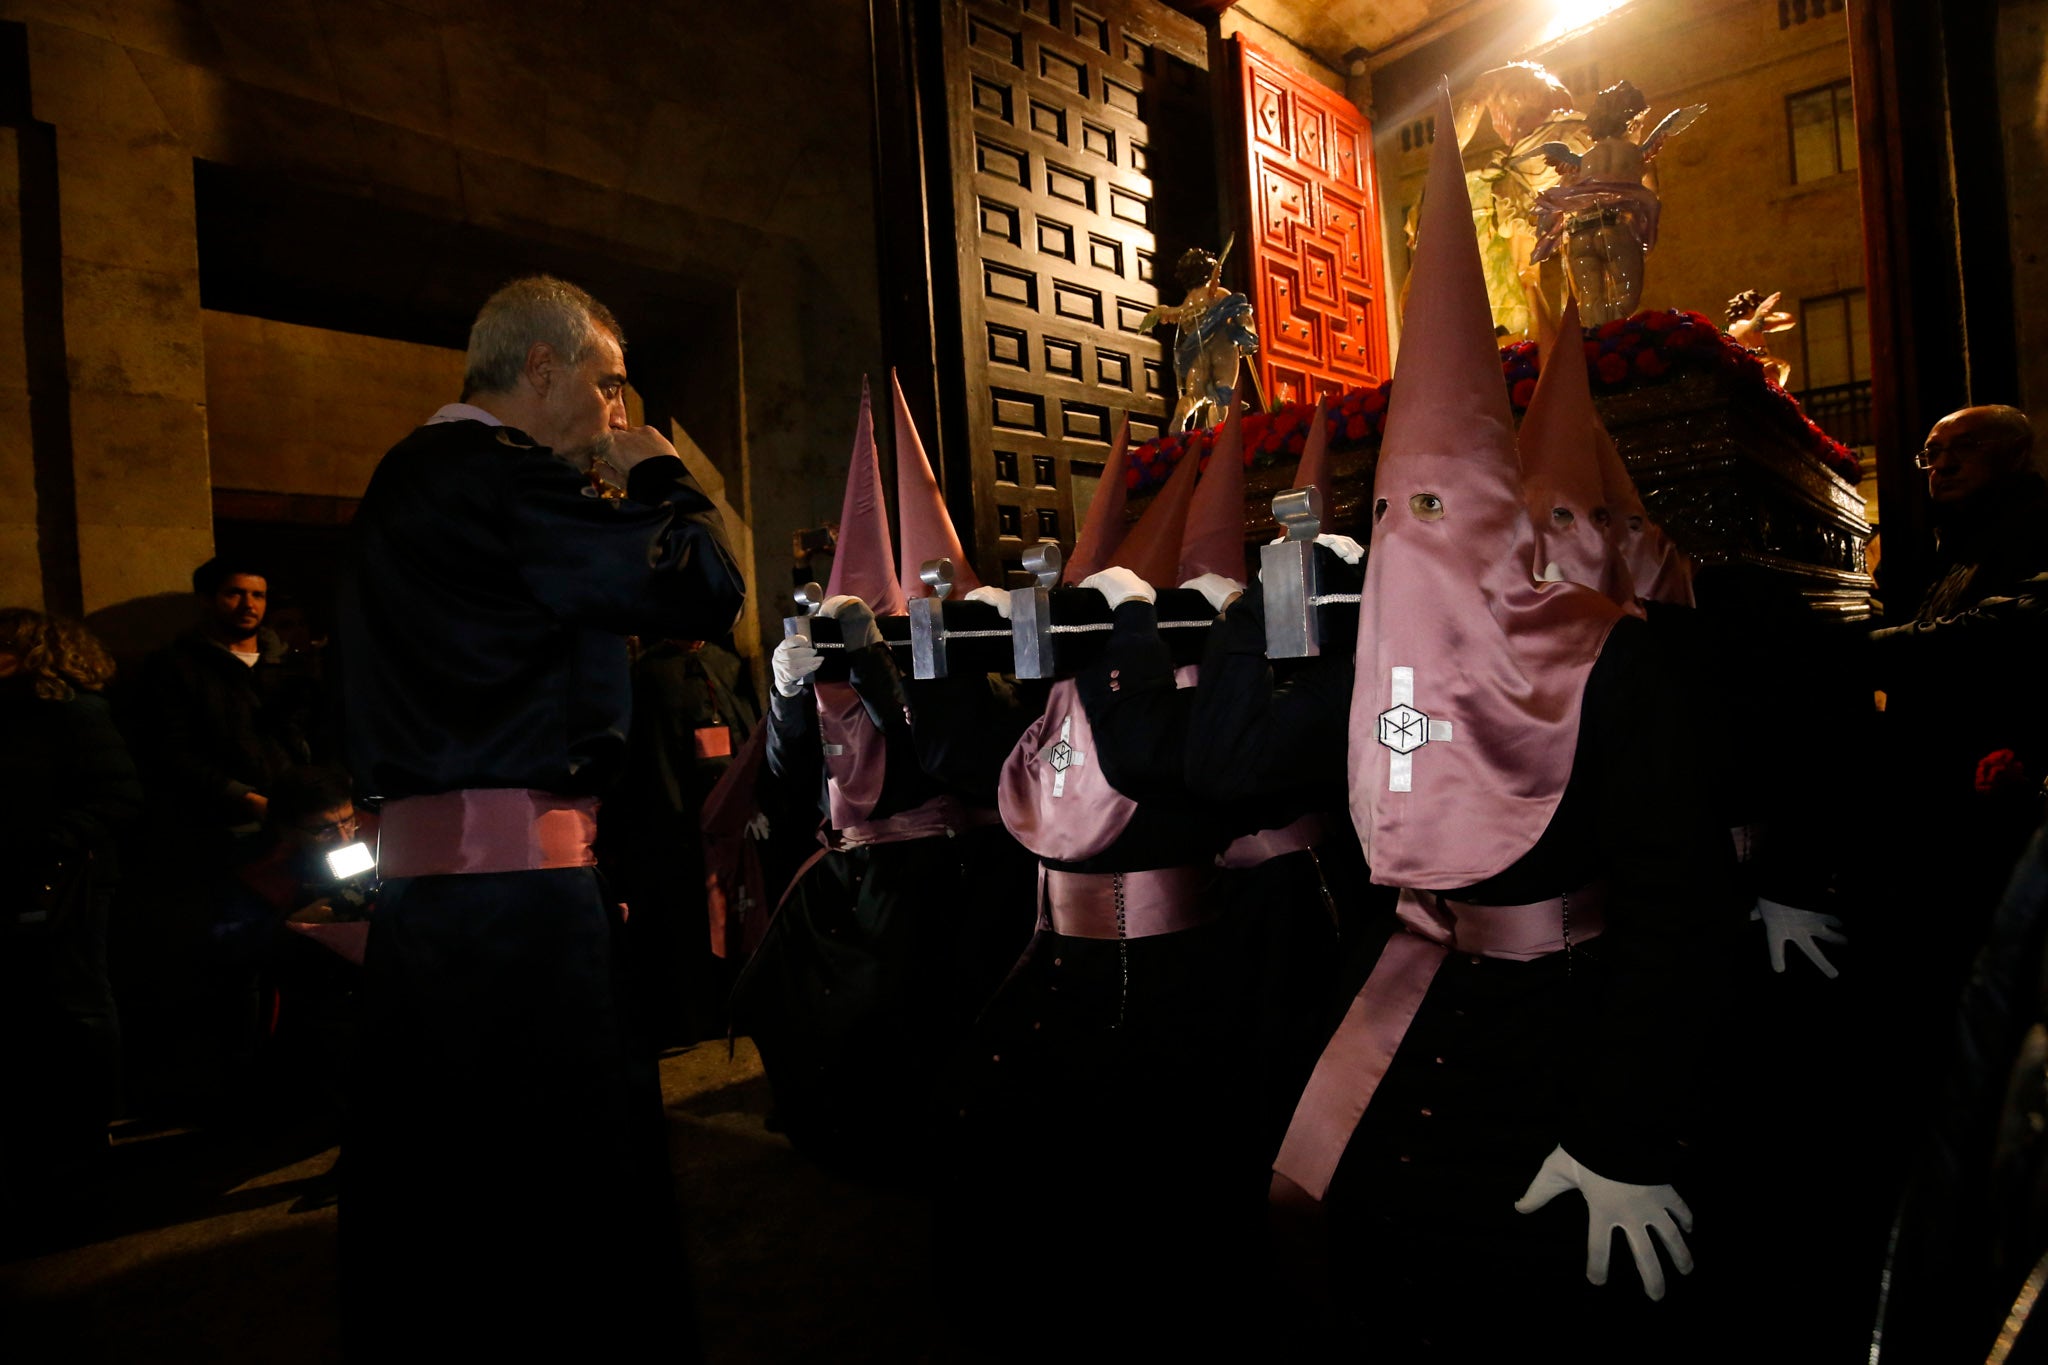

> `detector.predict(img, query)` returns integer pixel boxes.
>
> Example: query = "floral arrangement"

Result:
[1127,308,1864,491]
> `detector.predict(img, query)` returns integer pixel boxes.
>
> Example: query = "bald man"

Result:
[1867,401,2047,816]
[1901,405,2046,610]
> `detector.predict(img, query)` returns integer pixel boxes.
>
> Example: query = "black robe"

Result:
[1314,616,1740,1359]
[1184,580,1391,1163]
[735,637,1036,1178]
[335,416,743,1359]
[940,601,1268,1355]
[601,639,760,1047]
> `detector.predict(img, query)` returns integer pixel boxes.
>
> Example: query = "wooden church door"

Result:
[937,0,1213,584]
[1234,38,1389,407]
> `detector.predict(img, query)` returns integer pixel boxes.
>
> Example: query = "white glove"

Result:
[772,636,823,698]
[743,812,771,840]
[820,594,880,649]
[1751,898,1847,980]
[1514,1144,1695,1301]
[963,585,1013,619]
[1079,567,1156,607]
[1315,533,1364,564]
[1179,573,1244,612]
[1264,533,1364,566]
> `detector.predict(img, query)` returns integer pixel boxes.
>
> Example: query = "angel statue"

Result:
[1137,237,1259,432]
[1452,62,1583,343]
[1529,80,1706,324]
[1725,289,1796,387]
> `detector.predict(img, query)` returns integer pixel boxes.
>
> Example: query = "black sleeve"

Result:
[505,450,746,641]
[130,651,250,809]
[1563,627,1742,1184]
[1186,582,1352,800]
[1867,572,2048,694]
[764,685,825,819]
[904,671,1051,804]
[1072,599,1196,805]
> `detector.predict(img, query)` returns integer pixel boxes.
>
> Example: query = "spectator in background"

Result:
[203,764,369,1116]
[117,556,322,1113]
[1865,406,2048,965]
[127,557,321,858]
[602,635,761,1047]
[0,610,141,1247]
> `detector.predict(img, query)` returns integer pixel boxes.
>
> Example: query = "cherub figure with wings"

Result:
[1528,80,1706,324]
[1725,288,1797,386]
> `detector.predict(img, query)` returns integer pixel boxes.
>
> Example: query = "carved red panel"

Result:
[1235,39,1388,405]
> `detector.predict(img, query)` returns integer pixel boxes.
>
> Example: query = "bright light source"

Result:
[327,841,376,880]
[1535,0,1632,47]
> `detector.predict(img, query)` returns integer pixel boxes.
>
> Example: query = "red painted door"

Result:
[1236,39,1389,406]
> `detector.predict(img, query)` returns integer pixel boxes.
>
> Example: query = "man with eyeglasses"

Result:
[1858,404,2048,1352]
[1872,404,2048,737]
[201,765,368,1111]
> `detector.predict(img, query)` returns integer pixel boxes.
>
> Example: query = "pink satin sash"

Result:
[1219,813,1327,869]
[1271,882,1606,1203]
[1039,864,1219,940]
[376,789,599,879]
[833,795,1002,849]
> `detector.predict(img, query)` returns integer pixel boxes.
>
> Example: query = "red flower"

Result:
[1634,348,1668,378]
[1511,377,1538,408]
[1362,387,1388,414]
[1595,353,1631,385]
[1596,319,1629,341]
[1285,430,1306,454]
[1345,413,1368,440]
[1583,339,1604,363]
[1976,749,2030,795]
[1643,310,1679,332]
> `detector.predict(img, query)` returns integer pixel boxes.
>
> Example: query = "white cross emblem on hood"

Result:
[1376,666,1453,792]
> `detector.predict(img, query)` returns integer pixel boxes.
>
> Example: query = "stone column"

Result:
[28,22,212,616]
[0,125,41,609]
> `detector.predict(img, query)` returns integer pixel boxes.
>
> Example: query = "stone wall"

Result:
[0,0,886,674]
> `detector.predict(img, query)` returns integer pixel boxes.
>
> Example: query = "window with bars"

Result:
[1788,79,1857,183]
[1801,288,1869,389]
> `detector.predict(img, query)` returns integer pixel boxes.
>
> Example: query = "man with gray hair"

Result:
[337,274,743,1359]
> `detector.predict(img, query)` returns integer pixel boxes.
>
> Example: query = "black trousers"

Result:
[339,867,696,1361]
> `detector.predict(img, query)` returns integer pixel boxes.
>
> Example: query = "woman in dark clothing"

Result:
[0,609,142,1243]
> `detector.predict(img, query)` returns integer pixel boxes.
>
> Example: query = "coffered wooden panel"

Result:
[1237,38,1389,406]
[939,0,1211,583]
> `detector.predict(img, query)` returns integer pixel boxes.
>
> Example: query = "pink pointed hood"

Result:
[1593,423,1696,607]
[891,371,982,596]
[1062,420,1133,585]
[1518,298,1640,614]
[1178,395,1248,583]
[1347,83,1622,890]
[1107,422,1202,588]
[1292,396,1333,500]
[824,378,907,616]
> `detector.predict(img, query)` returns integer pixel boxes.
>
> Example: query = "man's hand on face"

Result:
[606,425,679,474]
